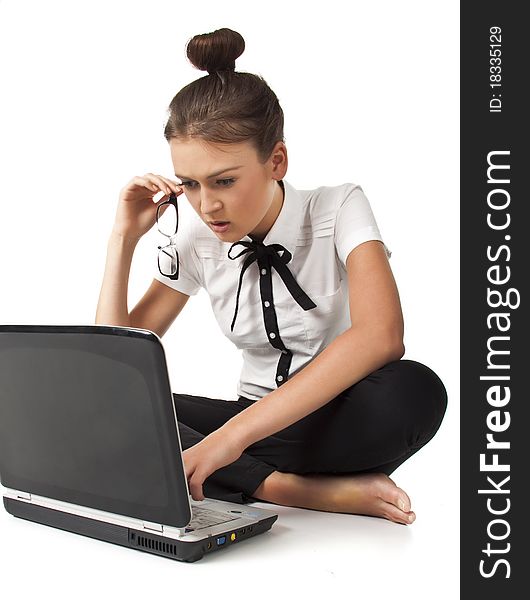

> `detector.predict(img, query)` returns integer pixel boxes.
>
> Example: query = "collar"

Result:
[226,179,303,267]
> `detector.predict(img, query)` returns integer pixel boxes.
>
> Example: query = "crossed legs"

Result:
[174,359,448,525]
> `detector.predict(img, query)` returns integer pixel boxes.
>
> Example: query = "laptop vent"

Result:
[131,532,178,556]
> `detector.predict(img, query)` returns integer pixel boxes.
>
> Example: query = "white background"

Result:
[0,0,459,597]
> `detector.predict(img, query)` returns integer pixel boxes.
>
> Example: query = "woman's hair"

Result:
[164,28,285,165]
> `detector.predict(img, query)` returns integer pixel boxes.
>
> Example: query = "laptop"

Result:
[0,324,278,562]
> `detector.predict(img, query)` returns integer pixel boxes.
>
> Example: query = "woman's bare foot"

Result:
[252,471,416,525]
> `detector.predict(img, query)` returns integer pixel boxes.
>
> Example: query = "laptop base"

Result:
[4,497,277,563]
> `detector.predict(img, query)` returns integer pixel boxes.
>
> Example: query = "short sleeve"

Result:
[153,221,202,296]
[334,184,392,268]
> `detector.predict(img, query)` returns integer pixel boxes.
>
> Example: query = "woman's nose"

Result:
[200,191,222,213]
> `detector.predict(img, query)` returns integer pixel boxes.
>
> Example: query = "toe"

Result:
[380,501,416,525]
[382,484,412,513]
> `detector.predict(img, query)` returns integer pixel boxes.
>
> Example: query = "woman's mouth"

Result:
[209,221,231,233]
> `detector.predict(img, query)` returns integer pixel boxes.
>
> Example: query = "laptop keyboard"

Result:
[185,505,239,532]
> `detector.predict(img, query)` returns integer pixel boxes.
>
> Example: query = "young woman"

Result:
[96,28,447,526]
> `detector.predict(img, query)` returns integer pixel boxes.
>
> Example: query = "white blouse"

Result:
[154,179,391,401]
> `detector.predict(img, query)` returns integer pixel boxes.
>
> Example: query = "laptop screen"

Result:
[0,325,192,528]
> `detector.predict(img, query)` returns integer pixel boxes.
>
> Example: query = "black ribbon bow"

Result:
[227,239,317,333]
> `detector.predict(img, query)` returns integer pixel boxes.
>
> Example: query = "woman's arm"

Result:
[221,240,405,448]
[95,230,139,327]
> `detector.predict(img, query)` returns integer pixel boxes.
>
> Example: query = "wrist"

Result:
[219,416,254,451]
[109,228,141,247]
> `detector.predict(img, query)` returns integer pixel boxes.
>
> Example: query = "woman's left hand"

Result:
[182,427,246,501]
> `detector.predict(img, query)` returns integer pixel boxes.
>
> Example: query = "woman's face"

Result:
[169,137,287,243]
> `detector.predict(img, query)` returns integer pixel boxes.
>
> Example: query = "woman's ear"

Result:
[270,141,288,179]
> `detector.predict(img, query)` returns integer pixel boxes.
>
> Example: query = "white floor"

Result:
[0,414,458,600]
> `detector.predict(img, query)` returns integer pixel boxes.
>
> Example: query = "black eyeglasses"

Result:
[156,192,179,280]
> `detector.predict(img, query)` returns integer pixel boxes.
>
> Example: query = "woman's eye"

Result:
[179,179,234,188]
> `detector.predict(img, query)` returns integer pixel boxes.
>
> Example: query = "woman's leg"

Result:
[248,359,448,523]
[173,394,277,504]
[242,358,448,476]
[173,359,448,521]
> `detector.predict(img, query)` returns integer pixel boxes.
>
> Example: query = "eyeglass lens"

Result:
[157,201,178,237]
[158,244,179,277]
[157,198,179,277]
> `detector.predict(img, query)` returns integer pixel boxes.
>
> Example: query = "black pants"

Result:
[173,359,448,505]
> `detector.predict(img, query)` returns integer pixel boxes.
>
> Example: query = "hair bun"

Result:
[186,28,245,75]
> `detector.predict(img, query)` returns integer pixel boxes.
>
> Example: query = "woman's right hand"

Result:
[112,173,185,241]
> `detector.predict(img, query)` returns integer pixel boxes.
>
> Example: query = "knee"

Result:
[385,359,448,441]
[399,359,447,409]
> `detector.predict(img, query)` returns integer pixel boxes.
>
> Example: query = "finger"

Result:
[130,174,171,197]
[182,453,192,481]
[189,476,205,502]
[129,175,162,195]
[157,174,185,196]
[144,173,182,198]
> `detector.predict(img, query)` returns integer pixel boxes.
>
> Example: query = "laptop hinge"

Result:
[142,521,164,534]
[17,492,32,502]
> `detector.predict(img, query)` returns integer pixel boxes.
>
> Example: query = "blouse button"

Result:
[264,301,270,308]
[269,332,276,339]
[277,375,284,382]
[261,268,267,275]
